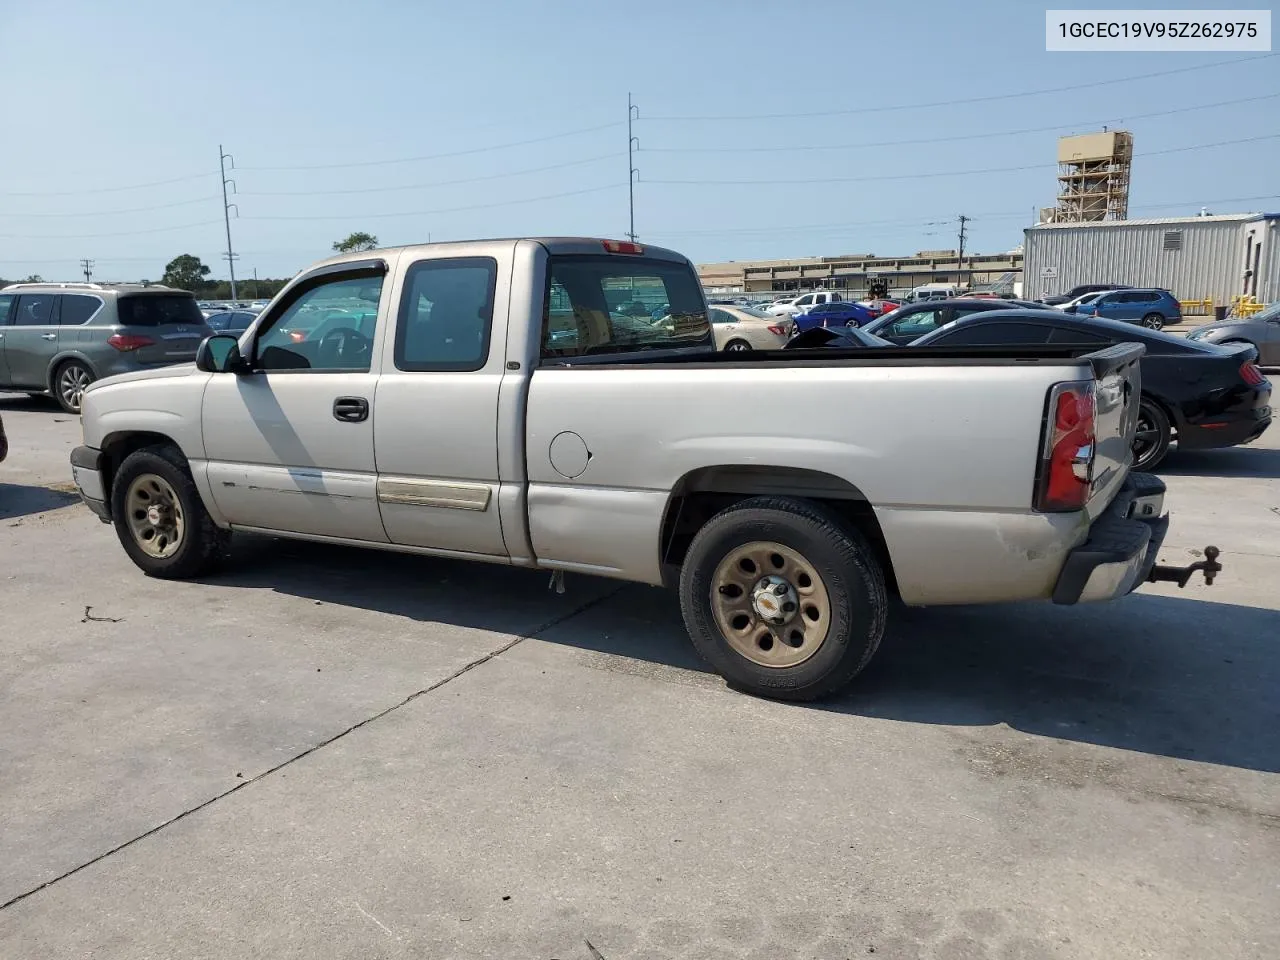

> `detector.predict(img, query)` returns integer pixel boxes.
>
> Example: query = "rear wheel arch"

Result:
[659,465,897,595]
[46,351,98,392]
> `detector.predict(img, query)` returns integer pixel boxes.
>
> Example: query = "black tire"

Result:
[1141,312,1165,331]
[52,359,95,414]
[111,444,230,579]
[1133,397,1172,471]
[723,339,752,353]
[679,496,887,701]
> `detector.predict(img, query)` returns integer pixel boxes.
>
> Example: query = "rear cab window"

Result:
[117,294,205,327]
[541,255,710,359]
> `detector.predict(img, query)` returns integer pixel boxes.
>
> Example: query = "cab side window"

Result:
[395,257,497,372]
[0,294,13,326]
[255,273,384,372]
[884,308,942,339]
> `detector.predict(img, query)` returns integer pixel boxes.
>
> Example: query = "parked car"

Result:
[784,325,893,349]
[861,298,1020,345]
[1039,283,1133,308]
[1069,288,1181,330]
[203,310,258,337]
[909,283,961,302]
[767,290,844,317]
[1057,291,1105,313]
[708,306,791,351]
[1186,300,1280,366]
[860,299,901,318]
[69,237,1219,701]
[792,300,876,332]
[0,282,211,414]
[911,310,1272,470]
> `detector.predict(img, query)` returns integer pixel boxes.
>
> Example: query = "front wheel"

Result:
[679,496,887,701]
[54,359,94,414]
[1141,312,1165,330]
[1133,398,1172,471]
[111,445,230,578]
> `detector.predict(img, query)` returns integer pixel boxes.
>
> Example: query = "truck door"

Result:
[201,260,391,542]
[372,250,511,558]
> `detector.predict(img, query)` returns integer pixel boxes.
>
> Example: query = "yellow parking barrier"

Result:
[1230,295,1265,317]
[1177,298,1214,315]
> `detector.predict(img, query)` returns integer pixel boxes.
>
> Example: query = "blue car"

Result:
[793,300,876,332]
[1065,287,1181,330]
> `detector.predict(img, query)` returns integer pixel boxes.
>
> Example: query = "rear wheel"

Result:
[724,339,751,353]
[54,360,94,414]
[1133,398,1172,471]
[111,445,229,578]
[679,496,887,701]
[1141,312,1165,331]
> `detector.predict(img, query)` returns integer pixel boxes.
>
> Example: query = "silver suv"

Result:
[0,282,211,413]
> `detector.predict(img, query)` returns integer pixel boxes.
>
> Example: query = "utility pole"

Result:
[252,267,258,300]
[957,215,969,284]
[79,259,94,283]
[219,145,239,301]
[627,93,639,242]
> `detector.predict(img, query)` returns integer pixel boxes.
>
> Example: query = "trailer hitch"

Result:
[1148,545,1221,588]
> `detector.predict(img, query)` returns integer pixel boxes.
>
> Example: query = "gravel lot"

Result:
[1,390,1277,960]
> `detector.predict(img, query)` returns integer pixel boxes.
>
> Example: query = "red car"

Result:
[861,299,901,318]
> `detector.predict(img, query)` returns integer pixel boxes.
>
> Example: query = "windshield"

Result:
[542,255,710,358]
[116,294,205,327]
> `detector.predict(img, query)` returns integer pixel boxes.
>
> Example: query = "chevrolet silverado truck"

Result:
[69,238,1220,700]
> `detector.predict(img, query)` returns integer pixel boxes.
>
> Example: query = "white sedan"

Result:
[709,305,793,352]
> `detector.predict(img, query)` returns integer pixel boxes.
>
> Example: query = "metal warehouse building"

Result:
[1023,213,1278,306]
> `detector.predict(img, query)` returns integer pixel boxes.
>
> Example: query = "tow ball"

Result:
[1148,545,1222,588]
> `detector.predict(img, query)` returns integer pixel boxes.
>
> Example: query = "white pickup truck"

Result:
[70,238,1220,700]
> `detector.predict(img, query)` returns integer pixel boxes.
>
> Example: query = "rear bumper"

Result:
[1177,392,1272,450]
[1052,472,1168,604]
[70,445,111,523]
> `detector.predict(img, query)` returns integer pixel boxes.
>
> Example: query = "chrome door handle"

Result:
[41,333,57,340]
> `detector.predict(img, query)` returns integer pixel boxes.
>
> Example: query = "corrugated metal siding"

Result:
[1255,218,1279,304]
[1024,218,1252,303]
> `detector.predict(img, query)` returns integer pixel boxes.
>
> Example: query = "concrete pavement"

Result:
[1,392,1277,959]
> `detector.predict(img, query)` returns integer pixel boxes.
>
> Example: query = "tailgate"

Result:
[1081,343,1143,518]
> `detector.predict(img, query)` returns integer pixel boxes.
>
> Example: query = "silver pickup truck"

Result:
[70,238,1219,700]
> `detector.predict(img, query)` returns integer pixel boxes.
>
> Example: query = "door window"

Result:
[394,257,497,371]
[58,294,102,325]
[12,294,56,326]
[883,308,943,339]
[255,272,384,371]
[795,294,814,306]
[0,294,13,325]
[709,309,735,325]
[932,322,1052,345]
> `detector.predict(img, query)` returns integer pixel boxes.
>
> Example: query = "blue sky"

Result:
[0,0,1276,282]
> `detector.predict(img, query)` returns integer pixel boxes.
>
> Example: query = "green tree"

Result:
[161,254,211,291]
[23,274,43,283]
[332,232,378,254]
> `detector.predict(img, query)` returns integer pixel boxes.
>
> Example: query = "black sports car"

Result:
[804,308,1272,470]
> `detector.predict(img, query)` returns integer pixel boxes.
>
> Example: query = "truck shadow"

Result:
[0,483,81,520]
[213,537,1280,775]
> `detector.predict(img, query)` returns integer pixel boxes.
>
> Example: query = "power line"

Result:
[238,121,625,172]
[644,132,1280,186]
[239,155,616,197]
[0,219,224,241]
[242,182,625,221]
[0,170,218,199]
[640,92,1280,154]
[0,195,222,217]
[644,52,1278,121]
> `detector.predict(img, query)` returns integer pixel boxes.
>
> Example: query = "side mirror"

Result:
[196,334,247,373]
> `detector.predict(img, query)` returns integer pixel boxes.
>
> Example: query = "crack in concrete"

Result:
[0,584,626,912]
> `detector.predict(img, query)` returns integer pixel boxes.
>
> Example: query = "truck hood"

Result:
[86,363,199,394]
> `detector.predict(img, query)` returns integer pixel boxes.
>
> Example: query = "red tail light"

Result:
[767,324,786,335]
[106,333,155,352]
[1036,381,1096,512]
[1240,362,1265,386]
[602,240,644,255]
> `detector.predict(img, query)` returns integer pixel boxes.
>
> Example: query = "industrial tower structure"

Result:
[1040,130,1133,223]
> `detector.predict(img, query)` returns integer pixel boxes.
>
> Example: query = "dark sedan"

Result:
[204,310,258,336]
[1038,283,1132,307]
[1186,300,1280,367]
[862,298,1028,345]
[913,309,1271,469]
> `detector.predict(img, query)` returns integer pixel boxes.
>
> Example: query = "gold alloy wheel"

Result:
[125,473,185,559]
[710,541,831,668]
